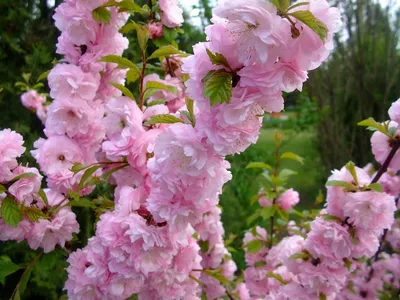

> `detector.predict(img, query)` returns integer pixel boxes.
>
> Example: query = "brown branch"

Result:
[370,139,400,184]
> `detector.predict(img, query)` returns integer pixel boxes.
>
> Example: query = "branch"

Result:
[370,139,400,184]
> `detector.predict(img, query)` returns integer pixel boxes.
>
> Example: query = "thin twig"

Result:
[370,139,400,184]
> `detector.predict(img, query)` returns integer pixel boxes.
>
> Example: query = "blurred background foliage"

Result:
[0,0,399,299]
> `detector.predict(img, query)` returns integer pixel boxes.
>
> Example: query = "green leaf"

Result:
[70,163,88,174]
[147,45,189,61]
[247,210,261,225]
[254,261,267,268]
[9,172,38,184]
[289,252,311,260]
[246,162,273,171]
[199,240,209,253]
[367,183,383,192]
[66,198,96,209]
[0,256,22,285]
[267,271,288,285]
[288,2,309,11]
[280,152,304,164]
[78,165,103,190]
[279,169,298,180]
[272,0,291,11]
[250,193,263,206]
[0,196,22,227]
[147,99,167,107]
[203,70,233,106]
[345,161,358,185]
[246,240,263,254]
[136,24,149,51]
[276,206,289,221]
[92,7,111,24]
[323,214,343,222]
[205,49,231,69]
[273,131,284,147]
[357,118,388,135]
[109,82,135,99]
[261,206,277,220]
[37,189,49,206]
[127,67,141,84]
[145,114,185,125]
[116,0,149,14]
[0,184,5,194]
[343,258,352,271]
[99,55,137,69]
[24,207,49,223]
[18,267,32,296]
[349,227,358,245]
[289,10,328,41]
[185,97,195,125]
[120,21,137,34]
[37,70,50,82]
[326,180,357,191]
[319,294,327,300]
[145,81,177,95]
[102,164,128,180]
[203,269,229,286]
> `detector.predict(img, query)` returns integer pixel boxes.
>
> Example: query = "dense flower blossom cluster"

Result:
[4,0,399,298]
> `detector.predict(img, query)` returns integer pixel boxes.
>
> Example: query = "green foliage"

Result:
[202,70,233,105]
[0,196,22,228]
[289,10,328,41]
[145,114,185,125]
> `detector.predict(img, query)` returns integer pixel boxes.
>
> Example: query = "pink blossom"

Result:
[159,0,184,28]
[0,129,26,183]
[305,217,352,267]
[149,22,163,39]
[27,203,79,253]
[8,166,42,205]
[0,219,32,242]
[378,172,400,196]
[281,0,342,71]
[32,136,85,176]
[235,282,251,300]
[352,229,380,259]
[326,165,371,219]
[36,105,48,124]
[277,188,300,211]
[213,0,290,66]
[343,191,396,234]
[388,98,400,124]
[267,235,305,272]
[48,64,99,102]
[20,90,46,111]
[45,99,96,137]
[243,226,268,266]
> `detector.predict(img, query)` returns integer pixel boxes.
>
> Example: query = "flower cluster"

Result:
[0,129,79,253]
[20,90,48,123]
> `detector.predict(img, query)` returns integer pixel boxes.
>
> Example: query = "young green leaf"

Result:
[145,114,185,125]
[185,97,196,125]
[0,196,22,227]
[322,214,343,222]
[289,10,328,41]
[102,164,128,180]
[272,0,291,11]
[136,24,149,51]
[279,169,298,180]
[0,256,22,285]
[9,172,38,184]
[267,271,288,285]
[147,45,189,61]
[357,117,388,135]
[261,206,277,220]
[145,81,177,94]
[119,21,137,34]
[289,252,311,260]
[78,165,104,190]
[70,163,88,174]
[203,70,233,106]
[0,184,5,194]
[37,188,49,206]
[203,269,229,286]
[99,55,137,69]
[280,152,304,164]
[246,162,273,171]
[246,240,263,254]
[247,210,261,225]
[24,207,49,223]
[147,99,167,107]
[109,82,135,99]
[127,67,141,84]
[325,180,357,191]
[37,70,50,82]
[343,258,352,271]
[254,261,267,268]
[205,49,231,69]
[367,183,383,192]
[92,7,111,24]
[345,161,358,185]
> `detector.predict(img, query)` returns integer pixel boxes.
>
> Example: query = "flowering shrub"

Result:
[1,0,399,299]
